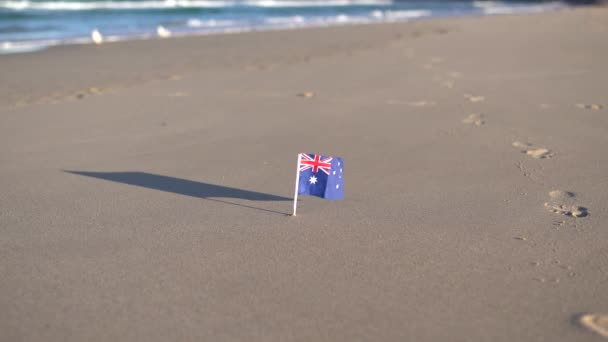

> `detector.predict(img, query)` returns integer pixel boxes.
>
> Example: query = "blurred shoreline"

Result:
[0,0,577,54]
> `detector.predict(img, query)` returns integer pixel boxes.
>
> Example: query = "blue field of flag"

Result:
[297,153,344,201]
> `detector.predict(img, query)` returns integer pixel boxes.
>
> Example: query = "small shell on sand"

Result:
[297,92,315,98]
[579,313,608,338]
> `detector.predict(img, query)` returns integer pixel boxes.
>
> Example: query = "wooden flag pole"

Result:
[293,153,301,216]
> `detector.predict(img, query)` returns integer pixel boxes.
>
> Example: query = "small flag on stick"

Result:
[293,153,344,216]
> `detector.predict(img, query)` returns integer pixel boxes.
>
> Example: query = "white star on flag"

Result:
[309,175,318,184]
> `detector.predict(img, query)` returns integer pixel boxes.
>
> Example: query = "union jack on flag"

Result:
[299,154,333,175]
[297,153,344,200]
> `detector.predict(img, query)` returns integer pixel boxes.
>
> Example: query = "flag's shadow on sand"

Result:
[65,171,291,216]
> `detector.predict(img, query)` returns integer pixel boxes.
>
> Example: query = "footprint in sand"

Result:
[448,71,462,78]
[386,100,436,107]
[406,100,436,107]
[297,91,315,98]
[441,80,455,89]
[512,141,553,159]
[576,103,604,110]
[166,74,182,81]
[529,259,578,284]
[168,92,189,97]
[525,148,551,159]
[544,190,588,218]
[88,87,102,95]
[68,87,106,101]
[435,72,462,89]
[579,313,608,338]
[462,113,485,126]
[464,94,485,103]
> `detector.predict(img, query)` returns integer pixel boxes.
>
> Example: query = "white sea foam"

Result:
[186,18,238,28]
[383,10,431,20]
[473,1,565,15]
[368,9,430,20]
[264,13,372,27]
[0,40,55,53]
[268,15,305,24]
[0,0,393,11]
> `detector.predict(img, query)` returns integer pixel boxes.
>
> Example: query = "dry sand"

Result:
[1,6,608,342]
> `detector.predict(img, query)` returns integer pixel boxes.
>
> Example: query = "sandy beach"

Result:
[1,6,608,341]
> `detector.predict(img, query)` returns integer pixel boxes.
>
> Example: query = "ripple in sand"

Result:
[544,190,588,218]
[464,94,485,103]
[579,314,608,338]
[462,113,484,126]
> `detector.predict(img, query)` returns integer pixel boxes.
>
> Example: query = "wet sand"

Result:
[1,6,608,341]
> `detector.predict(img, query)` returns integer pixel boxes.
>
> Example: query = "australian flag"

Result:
[297,153,344,200]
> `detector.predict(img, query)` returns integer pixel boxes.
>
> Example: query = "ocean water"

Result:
[0,0,571,54]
